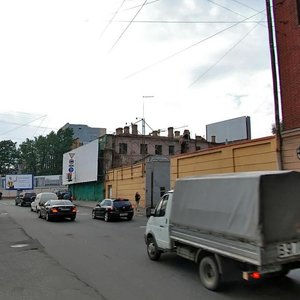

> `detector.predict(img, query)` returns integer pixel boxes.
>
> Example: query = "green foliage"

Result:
[1,128,74,176]
[0,140,19,175]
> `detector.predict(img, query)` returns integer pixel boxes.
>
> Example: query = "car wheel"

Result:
[70,216,76,221]
[92,210,97,219]
[38,210,42,219]
[146,237,161,261]
[46,213,51,222]
[15,201,18,206]
[199,256,221,291]
[30,206,33,212]
[127,215,133,221]
[104,212,110,222]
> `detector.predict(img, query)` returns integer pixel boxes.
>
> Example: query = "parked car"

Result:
[31,192,58,212]
[92,198,134,222]
[56,189,73,200]
[15,192,36,207]
[39,200,77,221]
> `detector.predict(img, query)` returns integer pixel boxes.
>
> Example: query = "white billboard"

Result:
[62,139,99,185]
[5,174,33,190]
[206,116,251,143]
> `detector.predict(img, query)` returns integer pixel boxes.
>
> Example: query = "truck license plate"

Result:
[278,241,300,258]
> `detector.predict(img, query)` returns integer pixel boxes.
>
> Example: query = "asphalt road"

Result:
[1,199,300,300]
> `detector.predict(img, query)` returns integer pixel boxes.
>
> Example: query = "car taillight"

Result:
[107,206,115,212]
[71,207,77,213]
[51,208,58,213]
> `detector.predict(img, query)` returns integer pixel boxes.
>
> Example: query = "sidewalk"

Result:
[73,200,147,216]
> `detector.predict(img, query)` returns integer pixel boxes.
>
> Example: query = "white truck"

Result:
[145,171,300,290]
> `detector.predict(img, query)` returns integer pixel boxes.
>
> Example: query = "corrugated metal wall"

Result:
[69,181,104,201]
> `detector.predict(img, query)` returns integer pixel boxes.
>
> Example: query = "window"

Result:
[140,144,148,155]
[119,143,127,154]
[155,145,162,155]
[298,0,300,24]
[169,145,175,155]
[155,194,169,217]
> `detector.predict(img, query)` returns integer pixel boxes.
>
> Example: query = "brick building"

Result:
[273,0,300,169]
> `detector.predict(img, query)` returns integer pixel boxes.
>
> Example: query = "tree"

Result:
[18,139,38,175]
[18,128,74,176]
[0,140,19,175]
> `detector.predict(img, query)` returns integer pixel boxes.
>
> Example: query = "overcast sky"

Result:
[0,0,275,144]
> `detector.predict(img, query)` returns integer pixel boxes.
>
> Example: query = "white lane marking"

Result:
[11,244,29,248]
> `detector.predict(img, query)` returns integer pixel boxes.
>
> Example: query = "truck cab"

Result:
[145,191,173,259]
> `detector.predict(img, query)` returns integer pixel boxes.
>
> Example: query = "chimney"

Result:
[168,127,174,138]
[183,129,190,136]
[124,126,130,134]
[152,130,158,136]
[116,127,123,135]
[132,124,138,135]
[174,131,180,138]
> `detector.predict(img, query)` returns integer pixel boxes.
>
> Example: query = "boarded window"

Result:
[169,145,175,155]
[140,144,148,155]
[119,143,127,154]
[298,0,300,24]
[155,145,162,155]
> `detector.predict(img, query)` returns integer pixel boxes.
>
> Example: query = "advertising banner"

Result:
[5,174,33,190]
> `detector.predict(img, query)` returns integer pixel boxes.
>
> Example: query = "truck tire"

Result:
[199,256,221,291]
[147,237,161,261]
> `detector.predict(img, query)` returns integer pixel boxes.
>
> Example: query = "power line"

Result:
[206,0,266,27]
[116,0,159,12]
[206,0,246,18]
[228,0,263,12]
[188,16,265,87]
[99,0,127,40]
[108,0,148,54]
[112,20,266,24]
[124,10,265,80]
[0,114,54,136]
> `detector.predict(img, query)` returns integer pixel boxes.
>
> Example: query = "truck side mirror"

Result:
[146,207,155,218]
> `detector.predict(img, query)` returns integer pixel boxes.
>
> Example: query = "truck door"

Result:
[151,193,172,249]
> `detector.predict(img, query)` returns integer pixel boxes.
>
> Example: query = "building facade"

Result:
[61,123,106,147]
[273,0,300,169]
[100,124,214,173]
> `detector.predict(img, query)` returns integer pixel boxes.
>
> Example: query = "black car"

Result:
[15,192,36,207]
[92,198,134,222]
[39,200,77,221]
[56,190,70,200]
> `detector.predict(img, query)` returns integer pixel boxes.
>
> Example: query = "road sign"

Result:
[68,167,74,173]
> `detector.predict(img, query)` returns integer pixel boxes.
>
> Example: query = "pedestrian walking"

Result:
[135,192,141,211]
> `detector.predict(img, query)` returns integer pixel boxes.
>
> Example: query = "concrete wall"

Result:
[170,136,278,187]
[105,164,146,207]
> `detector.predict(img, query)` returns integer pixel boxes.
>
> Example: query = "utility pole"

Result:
[265,0,283,169]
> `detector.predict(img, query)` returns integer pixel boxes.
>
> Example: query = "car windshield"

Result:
[50,200,73,206]
[25,193,36,197]
[113,200,131,208]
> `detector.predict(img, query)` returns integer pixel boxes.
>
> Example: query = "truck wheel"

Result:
[147,237,161,261]
[199,256,221,291]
